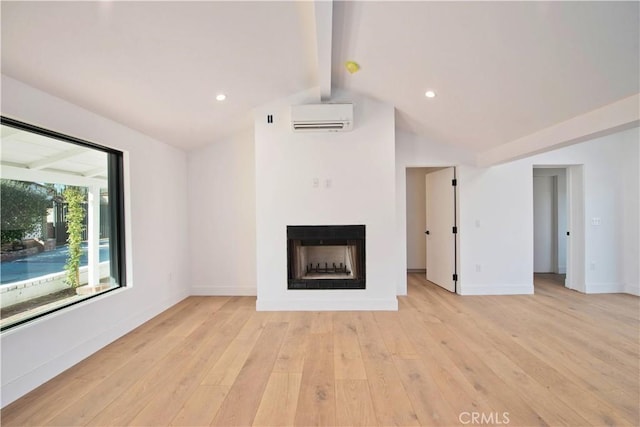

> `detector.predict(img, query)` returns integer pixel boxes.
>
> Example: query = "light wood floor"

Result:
[2,274,639,426]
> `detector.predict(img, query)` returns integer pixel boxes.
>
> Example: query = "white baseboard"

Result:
[191,286,256,296]
[623,283,640,296]
[458,283,534,296]
[586,282,625,294]
[256,297,398,311]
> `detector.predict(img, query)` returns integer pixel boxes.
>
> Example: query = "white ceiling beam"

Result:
[314,0,333,102]
[1,164,107,188]
[477,94,640,167]
[27,147,86,170]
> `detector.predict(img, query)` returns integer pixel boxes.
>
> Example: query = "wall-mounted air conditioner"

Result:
[291,103,353,132]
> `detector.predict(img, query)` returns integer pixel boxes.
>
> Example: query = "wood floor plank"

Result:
[235,311,275,341]
[252,372,302,427]
[394,357,460,426]
[170,385,229,427]
[201,337,260,386]
[356,310,420,426]
[212,321,288,426]
[3,276,638,427]
[464,295,639,426]
[2,378,95,427]
[219,296,256,312]
[3,297,214,427]
[120,296,200,337]
[373,311,419,359]
[335,379,378,427]
[45,335,185,426]
[293,332,336,426]
[362,355,420,426]
[428,296,593,426]
[397,307,497,419]
[128,310,253,426]
[201,311,269,386]
[310,311,334,334]
[353,311,391,360]
[333,312,367,380]
[85,310,239,426]
[273,311,312,373]
[514,306,640,401]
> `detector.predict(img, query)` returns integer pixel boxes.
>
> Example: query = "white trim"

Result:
[122,151,134,289]
[623,283,640,296]
[586,282,625,294]
[191,286,256,296]
[256,297,398,311]
[458,283,534,296]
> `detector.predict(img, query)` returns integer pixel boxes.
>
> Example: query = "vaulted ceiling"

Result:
[2,1,639,159]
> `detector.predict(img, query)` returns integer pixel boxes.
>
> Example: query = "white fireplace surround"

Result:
[254,89,398,311]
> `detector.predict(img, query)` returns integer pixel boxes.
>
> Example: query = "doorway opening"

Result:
[405,166,457,293]
[532,165,585,292]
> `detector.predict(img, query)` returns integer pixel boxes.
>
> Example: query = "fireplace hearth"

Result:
[287,225,365,289]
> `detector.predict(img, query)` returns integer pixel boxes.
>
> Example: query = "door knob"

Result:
[425,230,430,235]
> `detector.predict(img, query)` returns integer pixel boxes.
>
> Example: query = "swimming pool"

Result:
[0,241,110,285]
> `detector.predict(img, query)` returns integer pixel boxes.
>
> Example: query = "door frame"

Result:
[532,165,585,292]
[404,165,459,294]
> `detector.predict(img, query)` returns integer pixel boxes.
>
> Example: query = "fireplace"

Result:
[287,225,365,289]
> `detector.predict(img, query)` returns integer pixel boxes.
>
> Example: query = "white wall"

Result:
[187,129,256,295]
[397,126,639,297]
[405,168,429,270]
[0,76,190,407]
[254,90,397,310]
[457,161,535,295]
[459,127,639,295]
[530,127,639,294]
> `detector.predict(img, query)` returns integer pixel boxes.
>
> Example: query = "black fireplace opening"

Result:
[287,225,365,290]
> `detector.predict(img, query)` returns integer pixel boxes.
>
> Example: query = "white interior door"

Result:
[566,165,585,291]
[425,167,456,292]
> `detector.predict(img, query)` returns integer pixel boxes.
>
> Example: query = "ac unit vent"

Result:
[291,103,353,132]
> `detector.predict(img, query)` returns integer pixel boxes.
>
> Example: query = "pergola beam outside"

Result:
[27,147,86,170]
[1,164,107,188]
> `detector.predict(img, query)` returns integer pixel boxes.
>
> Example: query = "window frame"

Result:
[0,116,128,332]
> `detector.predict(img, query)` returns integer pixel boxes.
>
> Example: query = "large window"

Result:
[0,117,126,331]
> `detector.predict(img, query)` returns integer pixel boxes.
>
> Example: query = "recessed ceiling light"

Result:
[425,90,436,98]
[216,94,226,101]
